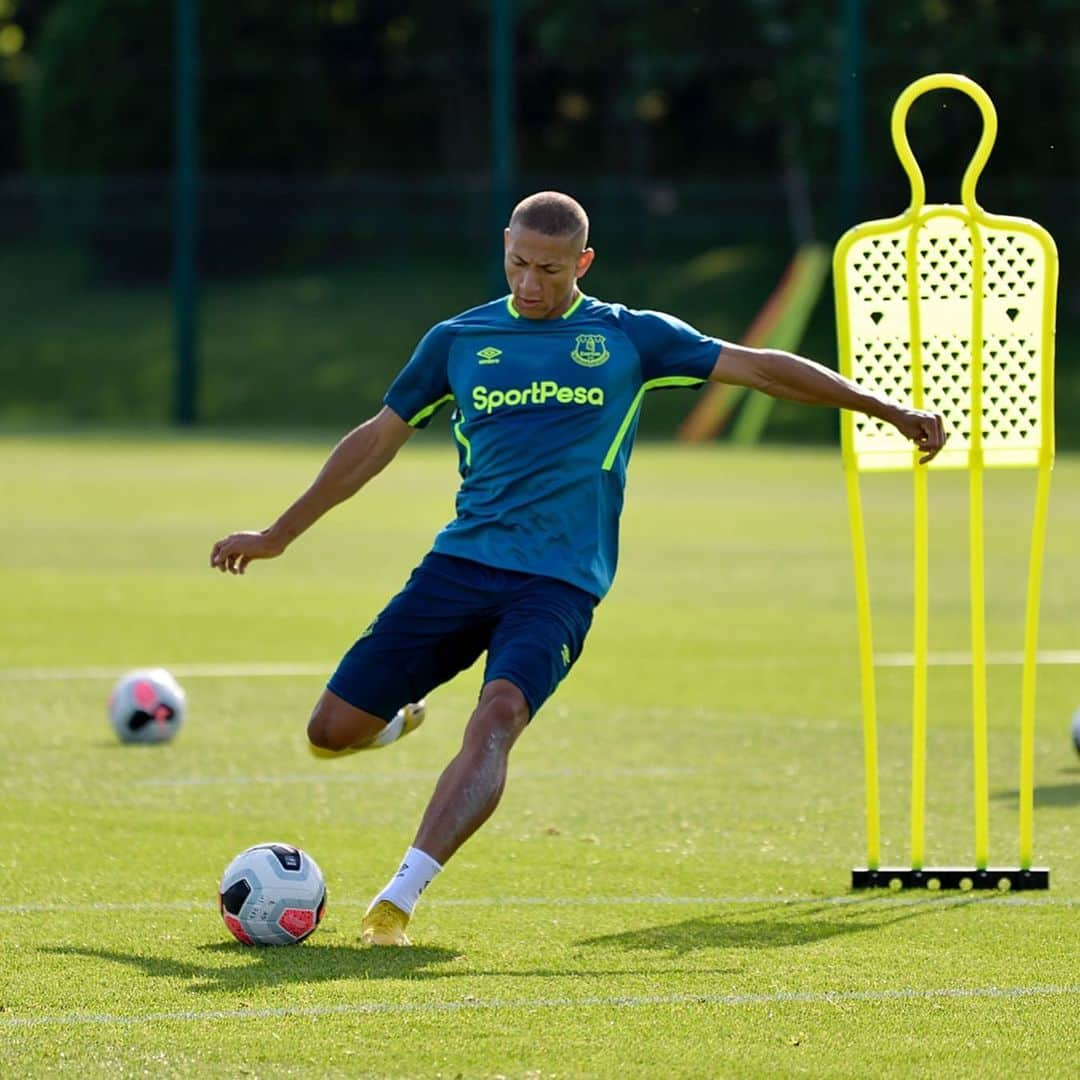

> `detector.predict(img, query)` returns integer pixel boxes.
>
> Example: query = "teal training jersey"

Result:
[384,294,723,599]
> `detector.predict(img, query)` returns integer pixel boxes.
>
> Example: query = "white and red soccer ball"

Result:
[108,668,186,744]
[218,843,327,946]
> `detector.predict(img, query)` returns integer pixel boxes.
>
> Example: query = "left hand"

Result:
[888,408,947,464]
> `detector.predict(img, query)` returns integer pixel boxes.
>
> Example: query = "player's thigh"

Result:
[484,580,596,721]
[327,556,494,721]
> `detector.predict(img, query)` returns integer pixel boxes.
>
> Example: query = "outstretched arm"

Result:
[210,406,415,574]
[709,343,946,464]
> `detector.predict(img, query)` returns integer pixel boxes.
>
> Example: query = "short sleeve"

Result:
[616,308,723,384]
[384,322,456,428]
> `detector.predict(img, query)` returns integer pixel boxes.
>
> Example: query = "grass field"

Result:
[2,432,1078,1077]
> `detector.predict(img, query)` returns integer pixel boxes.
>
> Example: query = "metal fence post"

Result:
[489,0,515,298]
[173,0,199,425]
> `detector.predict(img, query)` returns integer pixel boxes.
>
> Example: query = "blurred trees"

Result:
[3,0,1076,183]
[18,0,332,274]
[22,0,331,175]
[1,0,1078,427]
[3,0,1078,267]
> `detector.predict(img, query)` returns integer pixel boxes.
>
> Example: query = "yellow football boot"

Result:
[360,900,412,946]
[397,700,426,737]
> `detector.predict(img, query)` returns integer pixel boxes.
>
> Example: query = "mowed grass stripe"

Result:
[129,765,699,788]
[3,650,1079,680]
[4,984,1078,1028]
[5,894,1077,915]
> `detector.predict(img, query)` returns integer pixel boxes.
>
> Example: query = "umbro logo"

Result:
[476,346,502,364]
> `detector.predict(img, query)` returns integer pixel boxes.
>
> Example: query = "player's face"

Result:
[504,225,595,319]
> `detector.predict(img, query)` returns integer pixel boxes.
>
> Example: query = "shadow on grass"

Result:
[993,767,1080,808]
[40,940,461,993]
[576,895,981,957]
[41,896,987,988]
[41,941,742,988]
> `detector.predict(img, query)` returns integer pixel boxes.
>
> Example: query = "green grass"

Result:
[1,433,1078,1077]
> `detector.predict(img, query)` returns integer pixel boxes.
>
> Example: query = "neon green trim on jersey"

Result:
[505,292,586,320]
[601,376,704,470]
[561,291,586,319]
[453,412,472,467]
[408,393,454,427]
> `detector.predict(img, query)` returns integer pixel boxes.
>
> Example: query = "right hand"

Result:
[210,528,286,575]
[886,406,947,464]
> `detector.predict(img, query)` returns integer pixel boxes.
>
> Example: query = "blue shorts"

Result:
[328,552,597,722]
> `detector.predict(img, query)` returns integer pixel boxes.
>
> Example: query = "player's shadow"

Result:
[576,895,980,957]
[42,942,738,988]
[40,938,460,993]
[993,767,1080,808]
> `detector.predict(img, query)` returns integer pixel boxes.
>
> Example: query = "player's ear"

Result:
[576,247,595,279]
[503,228,511,251]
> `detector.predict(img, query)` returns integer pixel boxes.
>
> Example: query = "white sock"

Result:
[369,846,443,916]
[370,708,405,748]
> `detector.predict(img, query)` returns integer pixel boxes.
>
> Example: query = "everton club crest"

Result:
[570,334,609,367]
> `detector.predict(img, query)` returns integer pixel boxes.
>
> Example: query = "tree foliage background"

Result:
[4,1,1077,192]
[0,0,1077,427]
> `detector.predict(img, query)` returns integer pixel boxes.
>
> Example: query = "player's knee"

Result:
[307,690,386,752]
[306,709,339,751]
[306,704,361,752]
[470,682,530,747]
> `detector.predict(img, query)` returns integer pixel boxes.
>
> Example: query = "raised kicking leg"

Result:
[306,688,425,757]
[361,678,530,945]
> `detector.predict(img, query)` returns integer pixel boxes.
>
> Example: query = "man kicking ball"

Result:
[210,191,946,945]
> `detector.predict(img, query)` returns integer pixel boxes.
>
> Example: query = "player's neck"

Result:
[550,288,581,319]
[511,287,581,320]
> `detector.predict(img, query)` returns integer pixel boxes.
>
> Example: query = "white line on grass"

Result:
[875,650,1080,668]
[3,984,1077,1028]
[0,662,330,682]
[3,650,1078,682]
[4,893,1076,916]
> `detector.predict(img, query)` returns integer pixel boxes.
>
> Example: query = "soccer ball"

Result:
[107,668,186,744]
[1071,708,1080,756]
[218,843,327,946]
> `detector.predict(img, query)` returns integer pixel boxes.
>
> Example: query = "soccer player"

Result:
[210,191,946,946]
